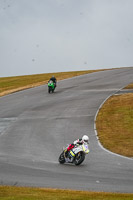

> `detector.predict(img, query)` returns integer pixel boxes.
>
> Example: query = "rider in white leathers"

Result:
[65,135,89,157]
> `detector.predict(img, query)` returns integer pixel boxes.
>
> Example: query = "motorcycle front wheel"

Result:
[58,151,65,164]
[74,152,85,165]
[48,87,51,93]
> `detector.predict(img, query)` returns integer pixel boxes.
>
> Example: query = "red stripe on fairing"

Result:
[67,144,74,151]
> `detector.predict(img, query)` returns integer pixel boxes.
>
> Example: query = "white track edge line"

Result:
[94,86,133,161]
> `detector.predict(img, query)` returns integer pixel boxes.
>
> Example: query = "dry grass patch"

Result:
[96,93,133,157]
[0,69,108,97]
[124,83,133,89]
[0,186,133,200]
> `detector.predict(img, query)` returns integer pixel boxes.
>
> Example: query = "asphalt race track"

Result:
[0,68,133,193]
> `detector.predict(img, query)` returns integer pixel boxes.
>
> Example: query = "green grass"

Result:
[0,186,133,200]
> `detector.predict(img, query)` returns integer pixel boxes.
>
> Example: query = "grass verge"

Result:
[96,93,133,157]
[0,186,133,200]
[124,83,133,89]
[0,69,107,97]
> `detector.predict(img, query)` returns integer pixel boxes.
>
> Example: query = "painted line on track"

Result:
[94,86,133,161]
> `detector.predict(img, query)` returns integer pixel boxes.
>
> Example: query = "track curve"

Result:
[0,68,133,193]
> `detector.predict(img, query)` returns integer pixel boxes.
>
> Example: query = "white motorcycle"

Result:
[58,143,89,165]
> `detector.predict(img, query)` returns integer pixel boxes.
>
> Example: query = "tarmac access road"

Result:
[0,67,133,193]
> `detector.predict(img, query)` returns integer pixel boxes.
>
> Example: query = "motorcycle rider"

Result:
[64,135,89,157]
[49,75,57,88]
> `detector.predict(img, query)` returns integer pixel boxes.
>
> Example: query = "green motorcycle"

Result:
[48,80,55,93]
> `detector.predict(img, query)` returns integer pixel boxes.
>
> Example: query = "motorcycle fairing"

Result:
[82,144,90,154]
[69,150,76,157]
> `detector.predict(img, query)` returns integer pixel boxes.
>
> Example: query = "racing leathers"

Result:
[50,76,57,87]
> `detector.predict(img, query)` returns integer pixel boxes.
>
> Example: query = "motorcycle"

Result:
[48,80,55,93]
[58,143,89,165]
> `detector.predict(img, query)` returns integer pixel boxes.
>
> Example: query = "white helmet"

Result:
[82,135,89,143]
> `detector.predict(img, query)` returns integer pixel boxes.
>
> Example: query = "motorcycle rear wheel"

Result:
[74,152,85,165]
[58,152,65,164]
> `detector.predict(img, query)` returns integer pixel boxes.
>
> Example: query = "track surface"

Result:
[0,68,133,193]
